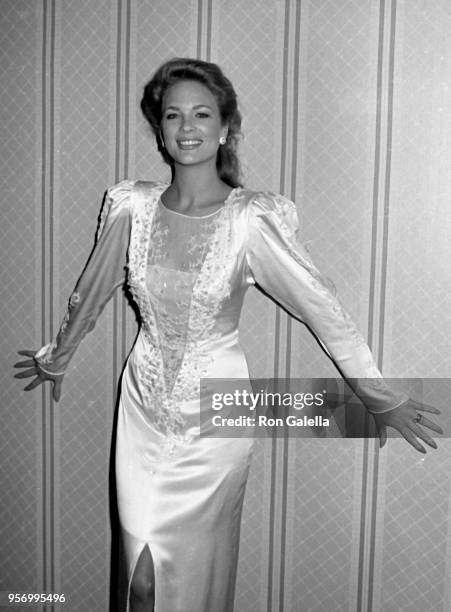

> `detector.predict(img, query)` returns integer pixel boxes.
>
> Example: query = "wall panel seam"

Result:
[39,0,58,609]
[360,1,398,611]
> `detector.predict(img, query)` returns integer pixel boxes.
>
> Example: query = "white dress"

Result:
[35,180,407,611]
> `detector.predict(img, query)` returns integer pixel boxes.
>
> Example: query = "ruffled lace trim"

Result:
[128,182,188,436]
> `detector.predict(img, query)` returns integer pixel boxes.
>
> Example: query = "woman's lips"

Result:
[177,139,203,150]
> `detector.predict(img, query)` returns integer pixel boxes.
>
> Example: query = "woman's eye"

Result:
[196,112,210,118]
[165,113,178,120]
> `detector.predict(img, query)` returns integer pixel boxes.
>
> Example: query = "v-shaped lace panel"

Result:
[146,203,221,394]
[127,183,238,436]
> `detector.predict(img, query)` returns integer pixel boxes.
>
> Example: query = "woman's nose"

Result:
[181,116,194,131]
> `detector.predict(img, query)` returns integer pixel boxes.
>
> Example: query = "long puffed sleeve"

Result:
[34,179,134,376]
[246,192,408,414]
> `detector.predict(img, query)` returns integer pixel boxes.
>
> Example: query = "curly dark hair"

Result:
[141,57,243,188]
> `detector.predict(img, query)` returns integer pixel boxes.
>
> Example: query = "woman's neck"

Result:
[167,164,230,209]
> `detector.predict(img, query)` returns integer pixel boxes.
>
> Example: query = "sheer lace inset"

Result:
[146,201,222,393]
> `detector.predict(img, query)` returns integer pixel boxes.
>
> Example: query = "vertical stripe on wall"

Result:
[112,0,133,392]
[38,0,58,609]
[110,3,135,607]
[368,0,397,369]
[270,2,303,611]
[196,0,213,60]
[359,1,397,611]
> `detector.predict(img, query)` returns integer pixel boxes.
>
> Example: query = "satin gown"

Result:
[34,180,407,611]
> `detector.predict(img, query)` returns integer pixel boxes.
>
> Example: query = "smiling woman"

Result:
[161,80,227,159]
[15,57,442,612]
[157,80,231,215]
[141,57,243,193]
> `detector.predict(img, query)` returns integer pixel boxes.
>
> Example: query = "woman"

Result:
[15,58,442,612]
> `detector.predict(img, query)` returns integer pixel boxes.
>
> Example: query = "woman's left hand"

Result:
[373,399,442,453]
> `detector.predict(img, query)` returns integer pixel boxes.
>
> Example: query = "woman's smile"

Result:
[161,79,227,166]
[176,138,203,150]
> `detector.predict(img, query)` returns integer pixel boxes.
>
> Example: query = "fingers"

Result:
[379,426,387,448]
[15,352,63,400]
[14,367,38,379]
[53,379,62,402]
[14,359,36,368]
[15,350,38,370]
[408,423,438,450]
[17,350,38,357]
[401,429,427,454]
[374,398,443,453]
[416,415,443,435]
[23,377,44,392]
[411,399,441,415]
[22,375,62,401]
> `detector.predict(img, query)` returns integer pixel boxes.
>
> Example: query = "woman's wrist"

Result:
[35,361,66,377]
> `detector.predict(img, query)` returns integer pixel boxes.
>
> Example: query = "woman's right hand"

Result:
[14,350,63,402]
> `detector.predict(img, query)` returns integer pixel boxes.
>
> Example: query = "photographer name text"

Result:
[212,415,330,427]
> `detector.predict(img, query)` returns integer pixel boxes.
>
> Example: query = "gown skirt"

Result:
[115,331,254,612]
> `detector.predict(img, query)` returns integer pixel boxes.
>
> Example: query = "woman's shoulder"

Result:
[107,178,168,201]
[105,179,169,216]
[236,187,297,217]
[97,179,166,237]
[106,178,135,205]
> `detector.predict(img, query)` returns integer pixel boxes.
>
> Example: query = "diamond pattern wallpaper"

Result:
[1,1,450,611]
[0,0,42,605]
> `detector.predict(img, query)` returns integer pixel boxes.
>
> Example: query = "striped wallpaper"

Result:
[1,1,451,611]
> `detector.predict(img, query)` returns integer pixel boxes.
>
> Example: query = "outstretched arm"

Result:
[245,191,442,452]
[14,180,134,401]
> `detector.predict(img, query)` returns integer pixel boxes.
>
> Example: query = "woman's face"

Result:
[160,79,227,169]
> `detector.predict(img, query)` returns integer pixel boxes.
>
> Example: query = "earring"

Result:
[219,135,227,145]
[159,132,165,149]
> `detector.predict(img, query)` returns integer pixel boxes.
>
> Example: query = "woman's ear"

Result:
[219,128,228,145]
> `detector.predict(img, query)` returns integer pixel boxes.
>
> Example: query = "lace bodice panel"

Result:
[146,200,225,392]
